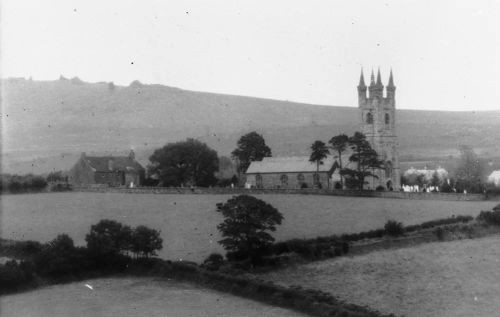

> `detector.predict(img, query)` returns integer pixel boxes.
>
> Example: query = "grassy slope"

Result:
[1,192,495,262]
[262,234,500,317]
[2,77,500,173]
[0,277,308,317]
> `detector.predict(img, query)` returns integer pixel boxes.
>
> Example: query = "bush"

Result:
[0,260,36,294]
[435,227,445,241]
[477,209,500,226]
[384,220,404,237]
[376,185,385,191]
[202,253,224,271]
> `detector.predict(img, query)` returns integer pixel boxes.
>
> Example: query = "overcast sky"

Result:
[1,0,499,111]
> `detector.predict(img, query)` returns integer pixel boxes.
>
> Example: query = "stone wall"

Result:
[73,186,486,201]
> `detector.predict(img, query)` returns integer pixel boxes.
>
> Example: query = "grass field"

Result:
[261,234,500,317]
[0,277,307,317]
[0,192,495,262]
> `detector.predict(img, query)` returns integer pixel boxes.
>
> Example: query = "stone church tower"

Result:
[357,69,401,190]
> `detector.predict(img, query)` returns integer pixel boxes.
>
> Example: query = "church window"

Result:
[280,174,288,186]
[297,173,305,182]
[256,174,263,188]
[366,112,373,124]
[313,173,320,185]
[385,113,390,125]
[385,161,393,178]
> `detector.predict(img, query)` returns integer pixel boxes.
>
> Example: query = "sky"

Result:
[1,0,499,111]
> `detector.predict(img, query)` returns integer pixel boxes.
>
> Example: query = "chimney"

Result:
[128,149,135,160]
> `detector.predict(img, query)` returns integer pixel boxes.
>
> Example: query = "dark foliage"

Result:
[85,219,133,257]
[405,215,473,232]
[201,253,224,271]
[309,140,330,177]
[384,220,404,237]
[231,132,272,174]
[341,132,384,191]
[149,138,219,187]
[130,225,163,258]
[1,174,48,194]
[477,208,500,226]
[216,195,283,264]
[0,260,36,294]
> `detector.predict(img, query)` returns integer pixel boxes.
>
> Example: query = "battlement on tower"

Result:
[356,68,400,190]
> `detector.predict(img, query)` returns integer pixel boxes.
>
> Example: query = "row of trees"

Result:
[309,132,384,190]
[147,132,272,187]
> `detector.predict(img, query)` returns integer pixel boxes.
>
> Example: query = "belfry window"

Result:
[385,113,390,125]
[366,112,373,124]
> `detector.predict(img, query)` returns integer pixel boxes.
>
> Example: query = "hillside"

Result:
[1,77,499,174]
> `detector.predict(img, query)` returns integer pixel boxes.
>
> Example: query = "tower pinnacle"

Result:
[370,70,375,86]
[376,69,383,86]
[359,69,366,87]
[387,69,395,87]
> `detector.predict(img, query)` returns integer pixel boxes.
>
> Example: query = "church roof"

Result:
[245,156,338,174]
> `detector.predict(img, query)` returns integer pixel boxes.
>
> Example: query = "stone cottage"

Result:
[69,150,145,187]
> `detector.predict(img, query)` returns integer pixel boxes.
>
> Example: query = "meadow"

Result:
[0,277,307,317]
[0,192,495,262]
[261,234,500,317]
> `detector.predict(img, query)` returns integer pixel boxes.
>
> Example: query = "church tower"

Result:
[358,68,400,190]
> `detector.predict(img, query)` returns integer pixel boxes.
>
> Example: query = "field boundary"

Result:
[72,186,487,201]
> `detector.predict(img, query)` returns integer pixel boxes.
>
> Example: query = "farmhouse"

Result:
[246,156,339,189]
[246,69,401,190]
[69,150,145,187]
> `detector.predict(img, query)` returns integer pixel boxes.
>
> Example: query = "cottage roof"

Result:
[84,156,145,173]
[245,156,338,174]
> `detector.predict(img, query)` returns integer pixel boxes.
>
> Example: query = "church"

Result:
[245,69,401,190]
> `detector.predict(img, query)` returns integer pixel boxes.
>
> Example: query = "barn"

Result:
[69,150,145,187]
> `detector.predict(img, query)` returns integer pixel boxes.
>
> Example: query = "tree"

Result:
[216,195,283,264]
[329,134,349,188]
[231,132,272,174]
[148,138,219,187]
[85,219,132,256]
[130,226,163,258]
[454,145,485,193]
[341,132,384,191]
[430,171,441,189]
[309,140,329,187]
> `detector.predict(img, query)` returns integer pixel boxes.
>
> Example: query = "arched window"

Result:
[256,174,263,188]
[313,173,320,185]
[385,161,393,178]
[280,174,288,186]
[385,113,390,125]
[366,112,373,124]
[297,173,305,182]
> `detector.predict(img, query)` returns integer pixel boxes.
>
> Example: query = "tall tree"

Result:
[329,134,349,188]
[309,140,329,187]
[231,132,272,174]
[216,195,283,264]
[148,138,219,187]
[454,145,484,193]
[341,132,384,191]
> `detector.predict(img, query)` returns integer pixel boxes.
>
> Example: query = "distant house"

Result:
[488,170,500,186]
[245,156,339,189]
[69,150,145,187]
